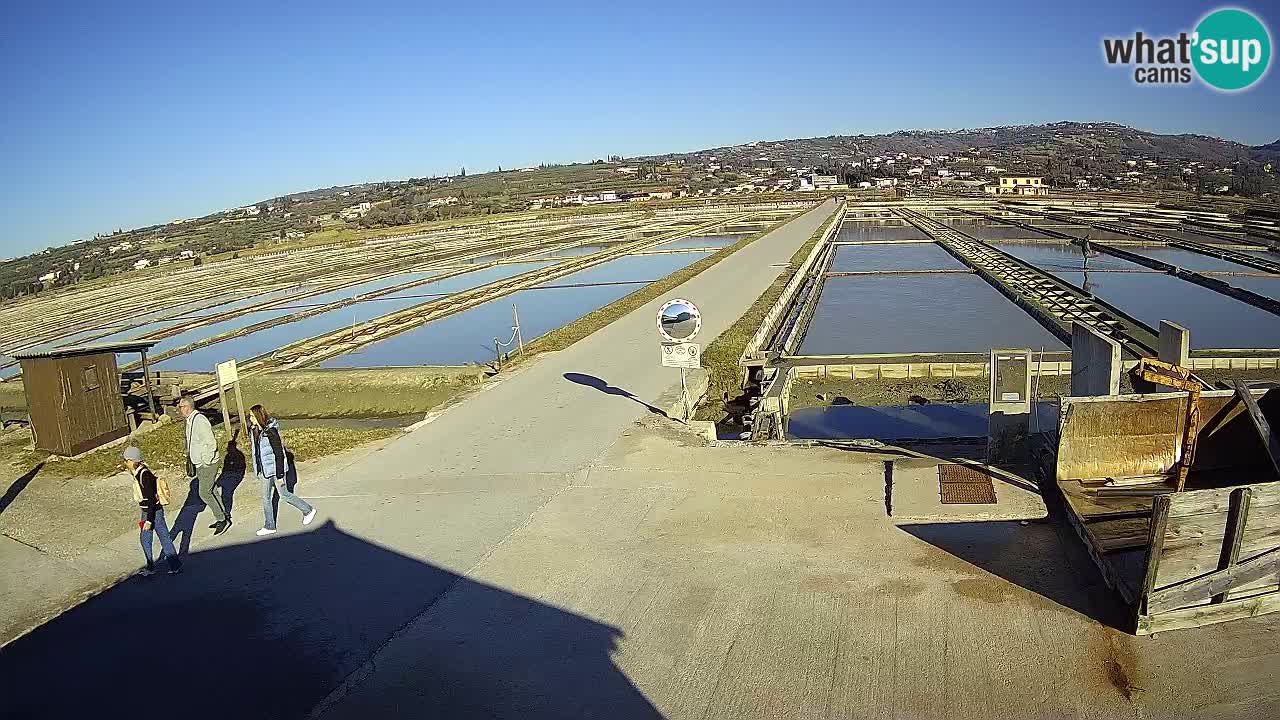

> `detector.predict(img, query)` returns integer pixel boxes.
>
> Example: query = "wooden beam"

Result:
[1232,380,1280,477]
[1138,589,1280,635]
[1139,494,1172,616]
[1213,487,1253,605]
[1148,545,1280,614]
[139,350,159,418]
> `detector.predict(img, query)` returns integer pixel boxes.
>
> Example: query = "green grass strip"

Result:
[694,210,839,421]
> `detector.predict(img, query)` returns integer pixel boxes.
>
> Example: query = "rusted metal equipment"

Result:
[1130,357,1203,491]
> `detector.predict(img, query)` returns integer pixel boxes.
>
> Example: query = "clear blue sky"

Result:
[2,0,1277,256]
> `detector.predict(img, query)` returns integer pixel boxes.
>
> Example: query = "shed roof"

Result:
[12,340,160,361]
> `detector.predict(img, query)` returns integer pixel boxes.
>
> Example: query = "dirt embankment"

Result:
[789,375,1073,411]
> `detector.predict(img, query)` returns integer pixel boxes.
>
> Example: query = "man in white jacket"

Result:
[178,396,230,535]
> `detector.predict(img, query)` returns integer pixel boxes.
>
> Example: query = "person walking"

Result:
[125,446,182,576]
[249,404,316,536]
[178,396,230,535]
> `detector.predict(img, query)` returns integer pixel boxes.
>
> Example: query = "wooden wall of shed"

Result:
[20,352,128,456]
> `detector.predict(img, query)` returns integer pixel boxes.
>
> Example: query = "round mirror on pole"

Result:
[657,299,701,342]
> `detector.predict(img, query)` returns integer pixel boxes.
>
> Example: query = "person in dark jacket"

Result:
[124,446,182,576]
[249,404,317,536]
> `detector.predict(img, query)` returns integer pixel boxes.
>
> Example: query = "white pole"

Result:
[679,367,690,423]
[513,303,524,355]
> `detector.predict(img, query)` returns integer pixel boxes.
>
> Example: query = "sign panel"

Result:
[661,342,701,369]
[657,298,701,343]
[215,359,239,386]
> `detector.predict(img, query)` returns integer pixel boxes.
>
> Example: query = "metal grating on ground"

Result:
[939,464,998,504]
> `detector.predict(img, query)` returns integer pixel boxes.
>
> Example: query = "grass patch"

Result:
[240,367,484,418]
[694,210,840,421]
[520,215,800,357]
[5,416,399,480]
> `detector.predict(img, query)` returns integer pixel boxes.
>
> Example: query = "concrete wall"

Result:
[1159,320,1191,367]
[1070,323,1121,397]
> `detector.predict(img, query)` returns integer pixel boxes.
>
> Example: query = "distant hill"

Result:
[1252,139,1280,164]
[643,121,1260,170]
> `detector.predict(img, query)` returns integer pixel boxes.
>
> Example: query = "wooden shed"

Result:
[12,341,160,457]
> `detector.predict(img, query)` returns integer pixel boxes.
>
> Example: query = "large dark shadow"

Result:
[563,372,668,417]
[0,522,662,720]
[0,462,44,515]
[897,492,1131,631]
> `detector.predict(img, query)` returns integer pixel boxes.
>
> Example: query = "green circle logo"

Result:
[1193,8,1271,91]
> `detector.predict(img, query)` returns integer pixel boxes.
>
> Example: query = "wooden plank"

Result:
[1157,518,1280,588]
[1056,481,1138,604]
[1232,380,1280,477]
[1214,487,1252,604]
[1088,517,1152,553]
[1059,480,1154,518]
[1164,480,1280,518]
[1148,545,1280,614]
[1138,587,1280,635]
[1139,494,1172,615]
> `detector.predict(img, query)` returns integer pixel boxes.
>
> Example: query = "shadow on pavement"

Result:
[0,521,662,720]
[0,461,44,515]
[898,502,1131,631]
[563,372,668,417]
[220,437,248,519]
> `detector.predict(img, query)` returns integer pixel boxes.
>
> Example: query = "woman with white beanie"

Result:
[124,445,183,576]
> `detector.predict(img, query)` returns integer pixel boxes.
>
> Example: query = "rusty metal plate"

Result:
[940,483,998,504]
[939,464,997,504]
[939,464,990,483]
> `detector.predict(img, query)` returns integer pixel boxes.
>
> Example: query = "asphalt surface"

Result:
[0,201,837,720]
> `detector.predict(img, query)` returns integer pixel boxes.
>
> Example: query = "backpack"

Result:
[132,464,172,506]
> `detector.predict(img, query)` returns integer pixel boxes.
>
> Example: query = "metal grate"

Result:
[939,464,997,504]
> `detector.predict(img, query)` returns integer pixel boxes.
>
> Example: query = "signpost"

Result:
[657,298,702,421]
[214,359,248,442]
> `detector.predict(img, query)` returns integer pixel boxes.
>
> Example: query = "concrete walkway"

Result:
[0,201,838,719]
[7,195,1277,720]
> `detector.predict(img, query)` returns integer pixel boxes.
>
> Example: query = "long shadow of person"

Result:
[169,474,203,555]
[219,437,248,521]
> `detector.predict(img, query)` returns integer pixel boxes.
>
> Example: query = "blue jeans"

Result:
[140,507,181,571]
[261,473,313,530]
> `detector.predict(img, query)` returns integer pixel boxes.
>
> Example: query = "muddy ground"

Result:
[788,374,1075,411]
[787,364,1280,411]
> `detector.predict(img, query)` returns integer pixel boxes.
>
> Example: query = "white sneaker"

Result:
[256,528,277,537]
[303,508,317,526]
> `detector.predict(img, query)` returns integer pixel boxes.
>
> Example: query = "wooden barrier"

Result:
[1049,388,1280,634]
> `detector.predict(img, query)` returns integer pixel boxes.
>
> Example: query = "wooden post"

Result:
[139,350,159,418]
[1213,487,1252,604]
[1232,381,1280,477]
[217,382,232,441]
[233,380,247,444]
[1139,494,1172,618]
